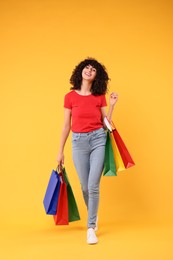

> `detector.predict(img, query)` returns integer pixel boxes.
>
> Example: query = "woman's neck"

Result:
[80,80,92,95]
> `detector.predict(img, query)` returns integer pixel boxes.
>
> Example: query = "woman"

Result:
[57,58,118,244]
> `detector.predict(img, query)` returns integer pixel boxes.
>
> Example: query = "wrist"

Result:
[109,104,115,109]
[58,149,64,155]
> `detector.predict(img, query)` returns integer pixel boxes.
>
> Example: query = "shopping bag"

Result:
[53,172,69,225]
[112,128,135,169]
[43,169,61,215]
[63,168,80,222]
[104,117,135,172]
[103,131,117,176]
[110,131,126,172]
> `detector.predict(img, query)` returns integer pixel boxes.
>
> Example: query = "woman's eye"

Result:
[85,66,96,72]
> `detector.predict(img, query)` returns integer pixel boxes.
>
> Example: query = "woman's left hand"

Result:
[110,92,118,106]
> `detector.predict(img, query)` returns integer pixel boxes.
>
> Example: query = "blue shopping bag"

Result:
[43,169,61,215]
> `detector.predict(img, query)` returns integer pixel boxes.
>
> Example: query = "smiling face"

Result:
[82,65,97,82]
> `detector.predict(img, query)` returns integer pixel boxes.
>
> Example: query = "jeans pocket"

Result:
[95,129,106,139]
[72,133,80,142]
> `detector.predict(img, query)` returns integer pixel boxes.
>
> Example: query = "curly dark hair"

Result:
[70,58,110,95]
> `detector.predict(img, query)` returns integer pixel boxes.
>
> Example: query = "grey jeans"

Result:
[72,127,106,228]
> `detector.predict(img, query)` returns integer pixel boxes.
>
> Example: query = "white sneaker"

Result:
[94,216,98,231]
[87,228,98,244]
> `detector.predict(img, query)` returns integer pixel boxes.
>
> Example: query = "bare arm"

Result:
[101,92,118,122]
[57,108,71,166]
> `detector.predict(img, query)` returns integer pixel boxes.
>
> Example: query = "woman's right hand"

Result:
[57,152,64,167]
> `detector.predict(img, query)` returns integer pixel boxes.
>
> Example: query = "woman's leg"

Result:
[87,145,105,228]
[72,129,106,230]
[72,150,90,207]
[72,133,90,207]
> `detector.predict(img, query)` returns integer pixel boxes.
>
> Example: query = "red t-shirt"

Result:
[64,90,107,132]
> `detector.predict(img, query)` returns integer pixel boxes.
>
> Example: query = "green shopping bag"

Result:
[63,168,80,222]
[103,131,117,176]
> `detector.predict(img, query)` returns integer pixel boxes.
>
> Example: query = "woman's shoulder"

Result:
[94,93,106,99]
[64,90,75,98]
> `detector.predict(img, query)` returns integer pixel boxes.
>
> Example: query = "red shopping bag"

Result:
[104,117,135,170]
[112,128,135,169]
[53,173,69,225]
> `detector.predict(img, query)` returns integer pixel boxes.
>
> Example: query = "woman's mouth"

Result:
[85,72,91,77]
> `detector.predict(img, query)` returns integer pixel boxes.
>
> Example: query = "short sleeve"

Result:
[64,93,72,109]
[101,95,107,107]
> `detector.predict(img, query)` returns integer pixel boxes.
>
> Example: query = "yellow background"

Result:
[0,0,173,259]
